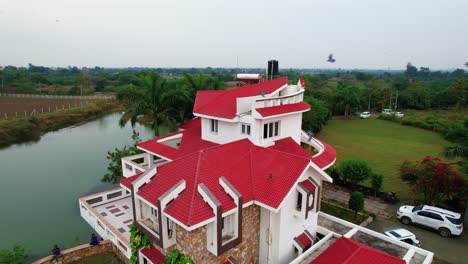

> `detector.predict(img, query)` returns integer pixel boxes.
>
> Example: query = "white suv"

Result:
[396,205,463,237]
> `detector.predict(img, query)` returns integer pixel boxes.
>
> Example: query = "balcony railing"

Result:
[121,153,167,177]
[254,90,304,109]
[79,188,132,259]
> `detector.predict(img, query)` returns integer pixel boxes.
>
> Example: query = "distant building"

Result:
[79,77,433,263]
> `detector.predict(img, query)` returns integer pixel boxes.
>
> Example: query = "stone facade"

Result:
[32,240,129,264]
[176,205,260,264]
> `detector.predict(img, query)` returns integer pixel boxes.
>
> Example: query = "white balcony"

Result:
[254,90,304,109]
[79,188,133,259]
[290,212,434,264]
[121,153,168,178]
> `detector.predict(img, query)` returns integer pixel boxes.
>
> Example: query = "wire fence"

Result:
[0,93,114,100]
[0,101,96,119]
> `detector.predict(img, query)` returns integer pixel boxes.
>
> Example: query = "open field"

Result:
[317,118,453,201]
[0,101,118,148]
[0,95,112,118]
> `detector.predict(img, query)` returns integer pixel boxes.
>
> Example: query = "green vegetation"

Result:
[348,191,365,219]
[321,200,368,224]
[0,101,117,148]
[0,244,28,264]
[129,225,152,264]
[337,160,372,187]
[370,173,383,197]
[102,132,143,184]
[318,118,453,200]
[401,156,466,205]
[163,249,194,264]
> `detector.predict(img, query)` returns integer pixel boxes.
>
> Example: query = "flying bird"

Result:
[327,54,336,63]
[465,62,468,68]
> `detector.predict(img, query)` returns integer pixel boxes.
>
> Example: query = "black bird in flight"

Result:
[327,54,336,63]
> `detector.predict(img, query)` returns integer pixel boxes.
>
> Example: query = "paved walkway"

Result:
[322,183,394,219]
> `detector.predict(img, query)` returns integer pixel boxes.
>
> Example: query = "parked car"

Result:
[382,109,392,115]
[396,205,463,237]
[360,112,371,119]
[384,228,420,247]
[394,112,404,117]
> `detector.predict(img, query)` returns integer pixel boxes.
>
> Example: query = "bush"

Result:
[370,173,383,197]
[164,249,194,264]
[348,191,365,218]
[129,225,152,264]
[0,244,28,264]
[338,160,372,187]
[401,156,466,205]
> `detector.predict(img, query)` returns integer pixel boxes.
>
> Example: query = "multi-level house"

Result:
[79,77,433,264]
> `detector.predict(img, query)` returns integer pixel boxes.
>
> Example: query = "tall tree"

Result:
[117,72,188,135]
[334,85,361,119]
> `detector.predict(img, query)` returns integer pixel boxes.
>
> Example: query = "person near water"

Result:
[51,244,62,258]
[89,233,100,246]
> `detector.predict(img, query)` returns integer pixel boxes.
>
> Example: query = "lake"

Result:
[0,113,156,261]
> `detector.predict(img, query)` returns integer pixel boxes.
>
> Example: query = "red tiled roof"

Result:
[295,232,313,249]
[194,77,288,119]
[269,137,336,169]
[120,172,143,190]
[299,179,316,192]
[179,117,201,130]
[311,140,336,169]
[137,138,311,227]
[137,126,217,160]
[311,237,405,264]
[256,102,310,117]
[140,246,165,264]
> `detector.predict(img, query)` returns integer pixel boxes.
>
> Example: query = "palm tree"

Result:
[117,72,189,136]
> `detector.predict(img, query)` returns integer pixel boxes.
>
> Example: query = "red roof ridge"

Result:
[265,139,313,162]
[186,151,204,226]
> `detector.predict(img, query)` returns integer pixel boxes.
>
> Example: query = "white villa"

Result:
[79,77,434,264]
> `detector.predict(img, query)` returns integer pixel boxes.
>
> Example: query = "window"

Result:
[263,121,280,139]
[427,212,443,221]
[241,124,251,135]
[296,192,303,211]
[211,119,218,133]
[417,211,430,218]
[143,257,148,264]
[151,207,158,218]
[446,216,462,225]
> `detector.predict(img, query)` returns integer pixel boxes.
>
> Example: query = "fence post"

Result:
[24,110,27,116]
[4,113,7,119]
[15,112,18,117]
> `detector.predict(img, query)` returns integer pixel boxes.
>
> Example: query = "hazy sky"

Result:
[1,0,467,69]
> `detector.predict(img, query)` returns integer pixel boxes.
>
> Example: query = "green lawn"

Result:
[317,118,452,201]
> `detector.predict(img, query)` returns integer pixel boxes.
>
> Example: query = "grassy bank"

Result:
[0,101,119,148]
[318,118,452,201]
[379,108,467,135]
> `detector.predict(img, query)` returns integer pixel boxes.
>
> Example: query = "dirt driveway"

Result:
[367,216,467,264]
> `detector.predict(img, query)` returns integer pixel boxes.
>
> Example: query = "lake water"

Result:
[0,113,156,261]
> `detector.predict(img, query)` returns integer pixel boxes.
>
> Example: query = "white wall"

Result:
[263,167,324,264]
[201,118,251,144]
[257,113,303,146]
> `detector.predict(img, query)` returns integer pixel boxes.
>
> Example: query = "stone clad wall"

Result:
[176,205,260,264]
[32,240,129,264]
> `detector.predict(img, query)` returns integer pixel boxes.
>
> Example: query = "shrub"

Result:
[129,225,152,264]
[0,244,28,264]
[348,191,365,218]
[400,156,466,205]
[338,160,372,187]
[370,173,383,197]
[164,249,194,264]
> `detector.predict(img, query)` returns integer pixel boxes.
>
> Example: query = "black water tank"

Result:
[267,60,279,79]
